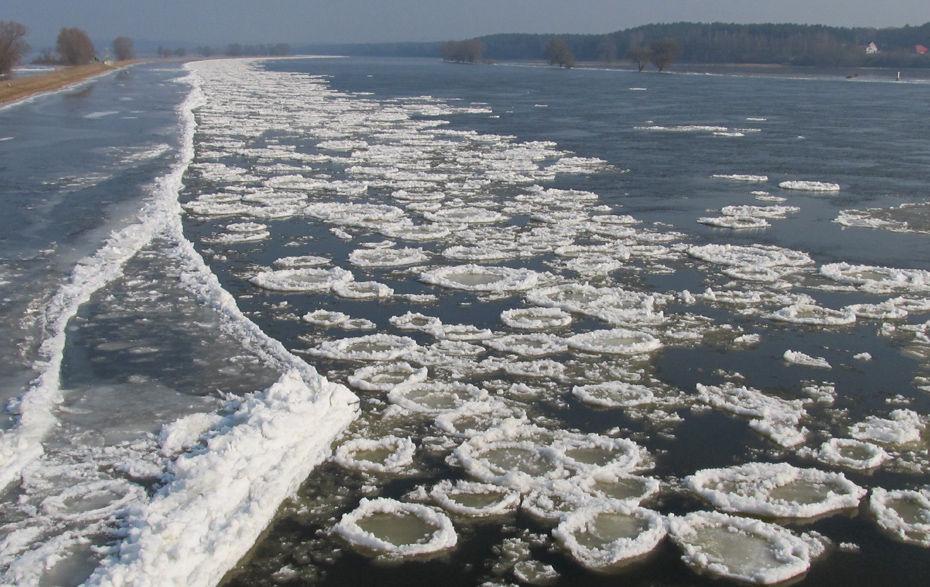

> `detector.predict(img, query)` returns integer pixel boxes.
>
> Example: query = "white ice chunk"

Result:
[420,264,541,292]
[250,267,354,292]
[669,511,815,584]
[698,216,770,229]
[333,436,416,474]
[273,255,330,268]
[686,462,865,518]
[486,333,568,357]
[332,498,457,560]
[83,371,357,587]
[500,307,572,330]
[429,479,521,517]
[770,304,856,326]
[688,244,813,268]
[387,381,489,414]
[712,174,769,182]
[695,383,807,447]
[566,328,662,355]
[783,350,832,369]
[572,381,658,409]
[347,362,428,392]
[821,262,930,293]
[332,280,394,299]
[779,180,840,192]
[815,438,889,470]
[553,503,667,570]
[307,334,419,361]
[870,488,930,547]
[850,409,925,446]
[348,247,429,268]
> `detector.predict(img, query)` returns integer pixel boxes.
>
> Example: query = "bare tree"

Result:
[0,21,31,77]
[627,45,652,72]
[442,39,484,63]
[649,38,680,72]
[56,27,95,65]
[174,47,187,57]
[545,38,575,69]
[32,48,57,65]
[270,43,291,56]
[112,36,134,61]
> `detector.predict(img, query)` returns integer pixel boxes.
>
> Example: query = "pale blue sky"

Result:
[6,0,929,49]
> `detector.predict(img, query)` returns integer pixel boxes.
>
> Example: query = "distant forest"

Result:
[296,22,930,68]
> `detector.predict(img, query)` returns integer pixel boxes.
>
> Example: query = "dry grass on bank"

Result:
[0,61,143,106]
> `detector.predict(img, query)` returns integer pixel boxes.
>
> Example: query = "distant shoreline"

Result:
[0,61,144,107]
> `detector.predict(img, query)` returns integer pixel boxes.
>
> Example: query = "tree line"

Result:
[298,21,930,69]
[1,20,294,78]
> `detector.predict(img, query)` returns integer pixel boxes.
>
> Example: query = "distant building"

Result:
[917,45,929,55]
[865,42,879,54]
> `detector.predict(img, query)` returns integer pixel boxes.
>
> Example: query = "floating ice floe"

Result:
[688,244,813,269]
[348,247,429,268]
[250,267,354,292]
[273,255,330,268]
[635,125,730,133]
[522,482,595,522]
[451,421,568,490]
[332,498,457,560]
[380,222,452,241]
[307,334,419,361]
[563,253,625,274]
[486,333,568,357]
[721,205,800,218]
[332,280,394,299]
[770,303,856,326]
[566,328,662,355]
[783,350,832,369]
[572,381,659,409]
[844,300,909,320]
[815,438,889,470]
[686,462,865,518]
[577,471,661,505]
[387,381,489,414]
[551,434,649,475]
[502,358,566,379]
[420,264,541,292]
[347,362,428,392]
[870,488,930,547]
[442,244,516,262]
[429,479,521,517]
[500,307,572,330]
[303,309,375,330]
[712,174,769,182]
[432,402,525,439]
[424,206,507,224]
[850,409,925,446]
[698,216,770,229]
[389,311,443,334]
[553,503,667,571]
[669,511,819,585]
[435,323,494,341]
[779,180,840,192]
[820,262,930,293]
[695,383,807,447]
[306,202,405,228]
[333,436,416,474]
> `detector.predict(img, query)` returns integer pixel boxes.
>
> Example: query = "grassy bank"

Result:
[0,61,142,106]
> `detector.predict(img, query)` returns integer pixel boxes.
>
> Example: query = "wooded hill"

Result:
[296,22,930,68]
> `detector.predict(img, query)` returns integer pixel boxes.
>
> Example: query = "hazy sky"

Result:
[6,1,930,49]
